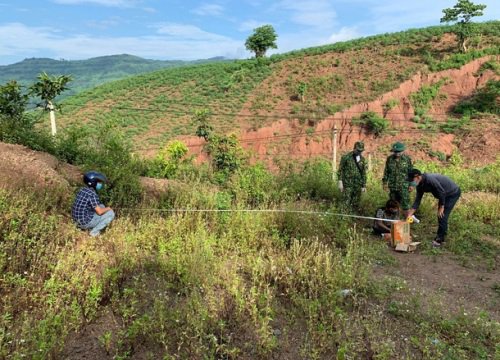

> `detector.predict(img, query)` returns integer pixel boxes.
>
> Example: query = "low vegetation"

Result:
[0,145,498,359]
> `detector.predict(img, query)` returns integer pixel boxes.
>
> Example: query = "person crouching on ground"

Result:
[373,199,400,237]
[72,171,115,237]
[407,169,461,247]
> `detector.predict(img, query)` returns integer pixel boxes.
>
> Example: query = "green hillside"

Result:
[58,22,500,147]
[0,54,227,99]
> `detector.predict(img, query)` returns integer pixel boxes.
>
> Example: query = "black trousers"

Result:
[437,188,461,240]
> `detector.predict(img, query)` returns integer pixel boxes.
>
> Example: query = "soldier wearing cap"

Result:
[382,142,413,215]
[338,141,367,210]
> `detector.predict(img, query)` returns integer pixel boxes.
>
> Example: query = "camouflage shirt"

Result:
[382,154,413,189]
[338,151,367,187]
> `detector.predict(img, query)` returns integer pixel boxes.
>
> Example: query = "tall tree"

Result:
[440,0,486,53]
[0,81,28,124]
[30,72,72,136]
[245,25,278,58]
[0,81,31,139]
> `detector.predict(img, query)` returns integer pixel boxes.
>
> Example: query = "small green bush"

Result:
[353,111,390,136]
[454,80,500,115]
[439,116,470,134]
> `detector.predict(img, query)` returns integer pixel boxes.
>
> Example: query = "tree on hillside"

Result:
[440,0,486,53]
[0,81,29,127]
[245,25,278,58]
[30,72,72,136]
[193,108,213,141]
[0,81,28,141]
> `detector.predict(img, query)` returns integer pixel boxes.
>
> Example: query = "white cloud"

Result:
[155,23,230,41]
[86,17,121,29]
[0,22,243,64]
[51,0,137,7]
[325,27,360,44]
[192,4,224,16]
[275,0,337,28]
[238,20,270,32]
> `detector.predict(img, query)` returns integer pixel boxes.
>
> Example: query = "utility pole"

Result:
[332,120,337,179]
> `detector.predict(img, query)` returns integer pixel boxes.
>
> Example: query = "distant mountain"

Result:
[0,54,228,98]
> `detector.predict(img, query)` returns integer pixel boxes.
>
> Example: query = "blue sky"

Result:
[0,0,498,65]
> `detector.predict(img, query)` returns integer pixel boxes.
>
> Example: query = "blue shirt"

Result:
[71,187,100,226]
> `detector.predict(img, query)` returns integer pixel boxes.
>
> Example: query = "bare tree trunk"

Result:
[48,101,57,136]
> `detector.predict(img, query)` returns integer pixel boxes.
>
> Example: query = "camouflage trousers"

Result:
[389,187,410,211]
[342,185,362,211]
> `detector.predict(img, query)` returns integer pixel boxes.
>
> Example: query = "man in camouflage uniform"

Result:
[382,142,413,214]
[338,141,367,211]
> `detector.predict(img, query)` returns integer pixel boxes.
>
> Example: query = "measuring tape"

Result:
[118,208,404,223]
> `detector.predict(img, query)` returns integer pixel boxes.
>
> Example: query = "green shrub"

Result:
[230,164,276,206]
[439,115,470,134]
[477,60,499,75]
[454,80,500,115]
[353,111,390,136]
[382,98,399,116]
[147,140,190,179]
[277,159,336,201]
[410,79,446,117]
[78,120,143,207]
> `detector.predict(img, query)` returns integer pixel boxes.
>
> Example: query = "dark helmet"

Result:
[83,171,107,189]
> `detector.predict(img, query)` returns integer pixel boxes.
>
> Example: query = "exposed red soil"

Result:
[173,56,498,166]
[0,142,180,200]
[458,115,500,165]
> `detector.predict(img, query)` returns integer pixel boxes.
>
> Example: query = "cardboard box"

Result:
[395,242,421,252]
[391,221,420,252]
[391,221,411,247]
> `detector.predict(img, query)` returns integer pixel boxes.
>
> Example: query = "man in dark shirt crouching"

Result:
[407,169,461,247]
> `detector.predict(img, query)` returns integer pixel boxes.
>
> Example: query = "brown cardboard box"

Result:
[391,221,420,252]
[395,242,421,252]
[391,221,411,247]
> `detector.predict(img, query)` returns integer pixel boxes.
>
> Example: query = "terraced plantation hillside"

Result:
[59,22,499,151]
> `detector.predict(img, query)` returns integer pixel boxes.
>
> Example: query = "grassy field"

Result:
[0,153,498,359]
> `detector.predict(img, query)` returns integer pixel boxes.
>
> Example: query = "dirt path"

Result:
[373,250,500,321]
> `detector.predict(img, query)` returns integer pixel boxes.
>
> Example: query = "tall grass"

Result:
[1,153,498,358]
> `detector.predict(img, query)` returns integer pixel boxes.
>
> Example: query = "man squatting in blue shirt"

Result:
[71,171,115,237]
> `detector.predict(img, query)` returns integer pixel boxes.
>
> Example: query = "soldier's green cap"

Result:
[354,141,365,151]
[391,142,405,152]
